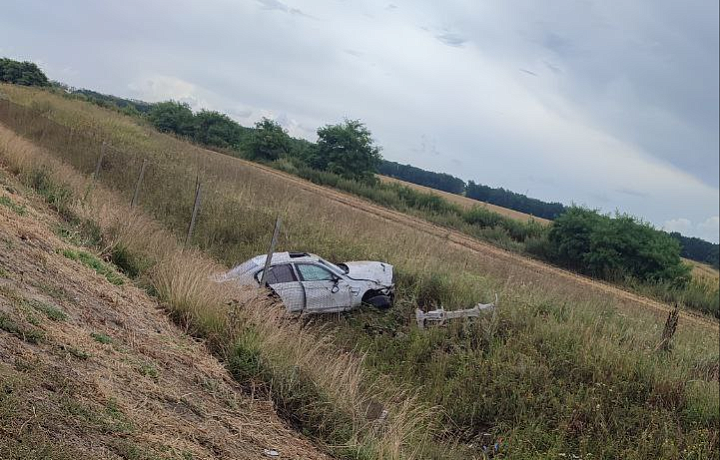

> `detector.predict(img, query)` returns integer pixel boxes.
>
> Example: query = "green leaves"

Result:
[311,119,382,183]
[548,207,691,284]
[0,58,49,87]
[247,118,291,161]
[147,101,196,137]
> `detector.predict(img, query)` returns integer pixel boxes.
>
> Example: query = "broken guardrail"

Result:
[416,294,498,329]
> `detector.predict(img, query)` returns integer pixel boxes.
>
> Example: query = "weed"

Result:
[139,363,159,380]
[66,346,89,360]
[26,298,67,321]
[91,332,112,344]
[0,195,26,215]
[61,248,124,285]
[0,312,44,344]
[33,281,71,301]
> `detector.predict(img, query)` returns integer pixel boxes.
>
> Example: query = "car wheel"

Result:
[364,294,392,309]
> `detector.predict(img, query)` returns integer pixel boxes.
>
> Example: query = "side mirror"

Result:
[330,277,340,293]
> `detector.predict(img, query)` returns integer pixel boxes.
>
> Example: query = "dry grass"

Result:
[688,259,720,284]
[0,122,439,459]
[0,164,331,460]
[1,84,718,458]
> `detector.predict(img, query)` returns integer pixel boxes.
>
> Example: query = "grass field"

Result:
[379,175,551,224]
[1,83,718,459]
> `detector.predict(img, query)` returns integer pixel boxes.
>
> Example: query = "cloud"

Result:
[698,216,719,243]
[255,0,312,18]
[663,217,719,243]
[127,75,206,109]
[434,31,467,47]
[663,218,692,234]
[615,188,647,198]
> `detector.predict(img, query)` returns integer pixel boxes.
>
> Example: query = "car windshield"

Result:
[318,258,346,274]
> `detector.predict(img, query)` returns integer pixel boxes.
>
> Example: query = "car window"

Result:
[296,263,335,281]
[257,264,297,285]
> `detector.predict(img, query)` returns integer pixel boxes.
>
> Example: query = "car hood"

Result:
[343,261,393,286]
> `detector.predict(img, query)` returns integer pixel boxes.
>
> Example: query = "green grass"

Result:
[65,346,89,360]
[0,312,44,344]
[138,363,159,380]
[91,332,113,344]
[26,298,67,321]
[61,248,124,286]
[0,195,26,215]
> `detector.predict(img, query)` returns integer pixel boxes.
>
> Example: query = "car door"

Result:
[256,264,305,312]
[294,263,352,313]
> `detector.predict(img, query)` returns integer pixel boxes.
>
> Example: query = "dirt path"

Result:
[0,168,329,459]
[215,154,717,332]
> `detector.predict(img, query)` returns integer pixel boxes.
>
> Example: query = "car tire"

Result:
[365,294,392,309]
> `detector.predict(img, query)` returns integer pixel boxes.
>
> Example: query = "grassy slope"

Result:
[0,165,328,459]
[379,175,551,224]
[1,84,719,459]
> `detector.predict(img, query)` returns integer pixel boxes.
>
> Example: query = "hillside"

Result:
[0,84,718,459]
[0,166,327,459]
[379,175,551,224]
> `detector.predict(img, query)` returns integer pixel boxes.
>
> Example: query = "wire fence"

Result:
[0,98,222,246]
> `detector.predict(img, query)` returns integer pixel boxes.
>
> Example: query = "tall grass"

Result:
[0,124,439,459]
[0,85,718,458]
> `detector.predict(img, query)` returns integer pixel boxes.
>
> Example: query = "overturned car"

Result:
[217,252,394,313]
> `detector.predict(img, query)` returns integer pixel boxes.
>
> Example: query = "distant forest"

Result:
[379,160,565,219]
[670,233,720,268]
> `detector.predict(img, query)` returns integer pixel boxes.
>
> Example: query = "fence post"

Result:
[184,176,202,248]
[93,141,107,180]
[259,216,282,288]
[130,159,148,208]
[83,141,108,201]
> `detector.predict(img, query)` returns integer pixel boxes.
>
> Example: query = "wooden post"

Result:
[130,159,148,208]
[93,141,107,180]
[83,141,108,201]
[259,216,282,288]
[184,176,202,248]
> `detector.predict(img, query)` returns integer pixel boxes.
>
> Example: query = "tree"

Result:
[247,118,291,161]
[0,58,49,87]
[311,119,382,182]
[548,207,691,284]
[147,101,195,138]
[194,110,243,149]
[379,160,466,194]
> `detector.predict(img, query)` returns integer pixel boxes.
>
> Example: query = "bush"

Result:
[549,207,691,284]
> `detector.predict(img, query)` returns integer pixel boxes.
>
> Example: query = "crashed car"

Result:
[218,252,394,313]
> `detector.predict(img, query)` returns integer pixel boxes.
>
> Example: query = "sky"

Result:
[1,0,718,243]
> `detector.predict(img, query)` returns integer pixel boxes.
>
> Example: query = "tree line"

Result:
[379,160,566,220]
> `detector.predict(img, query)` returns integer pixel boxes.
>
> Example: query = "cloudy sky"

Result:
[2,0,718,242]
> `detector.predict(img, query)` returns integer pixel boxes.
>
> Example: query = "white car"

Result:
[219,252,395,313]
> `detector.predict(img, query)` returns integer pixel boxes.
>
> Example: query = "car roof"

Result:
[251,251,320,267]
